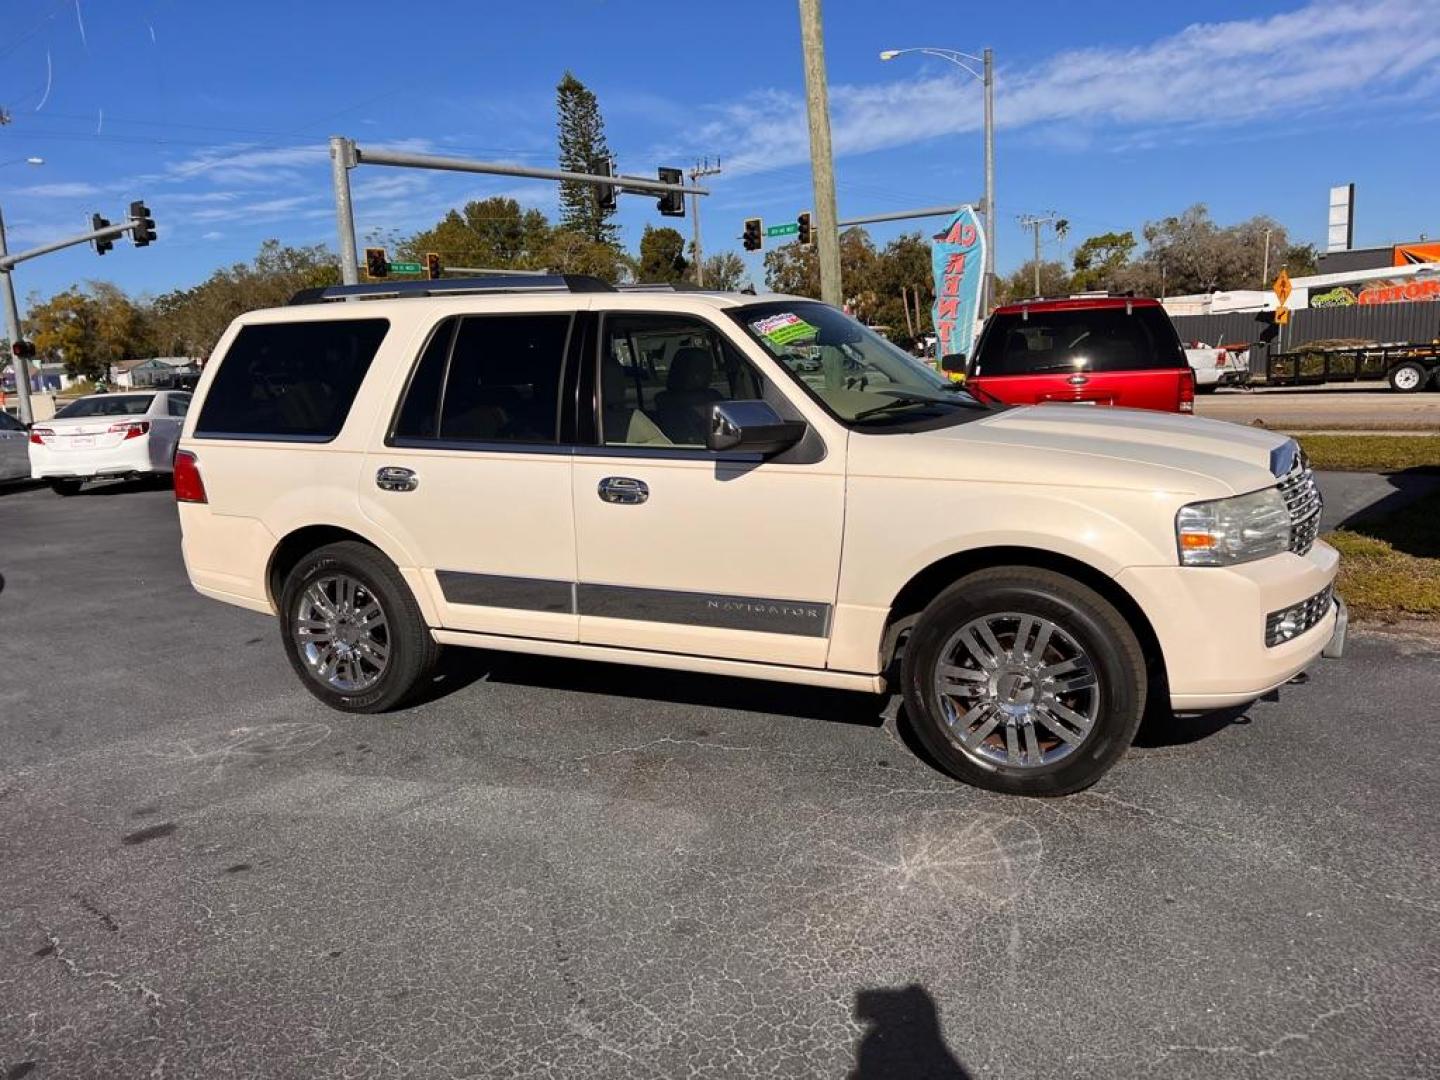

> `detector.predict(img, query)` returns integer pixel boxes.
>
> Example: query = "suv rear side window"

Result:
[972,307,1185,376]
[392,314,571,444]
[195,319,388,441]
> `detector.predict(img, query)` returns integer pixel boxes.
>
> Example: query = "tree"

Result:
[763,227,877,305]
[637,225,688,283]
[555,71,618,247]
[997,260,1070,304]
[1070,231,1136,291]
[863,232,936,346]
[540,228,630,282]
[689,251,747,291]
[148,240,339,358]
[28,289,101,378]
[400,197,552,271]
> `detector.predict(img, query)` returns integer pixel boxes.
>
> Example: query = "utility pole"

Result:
[330,136,360,286]
[1261,227,1273,287]
[982,48,996,312]
[797,0,842,306]
[688,158,722,286]
[0,205,33,426]
[1018,212,1061,296]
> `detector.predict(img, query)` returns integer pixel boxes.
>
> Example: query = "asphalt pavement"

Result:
[1195,384,1440,431]
[1,482,1437,1080]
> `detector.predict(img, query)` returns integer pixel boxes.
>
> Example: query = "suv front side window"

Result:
[393,314,571,445]
[598,314,764,449]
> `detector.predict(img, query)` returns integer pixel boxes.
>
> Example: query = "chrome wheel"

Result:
[292,573,390,694]
[933,612,1100,770]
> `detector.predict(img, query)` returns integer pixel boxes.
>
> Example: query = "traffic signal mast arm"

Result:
[0,212,150,271]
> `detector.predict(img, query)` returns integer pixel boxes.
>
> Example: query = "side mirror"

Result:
[707,400,807,456]
[940,352,967,373]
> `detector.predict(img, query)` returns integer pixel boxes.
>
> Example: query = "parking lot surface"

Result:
[2,483,1438,1079]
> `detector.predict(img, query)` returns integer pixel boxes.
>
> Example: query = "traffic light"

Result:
[797,210,813,247]
[743,218,763,252]
[11,340,35,360]
[365,247,389,279]
[92,214,113,255]
[593,157,617,213]
[129,200,157,246]
[657,166,685,217]
[426,252,442,280]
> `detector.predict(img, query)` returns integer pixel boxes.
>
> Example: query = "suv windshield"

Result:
[730,301,988,429]
[55,394,155,418]
[971,305,1186,377]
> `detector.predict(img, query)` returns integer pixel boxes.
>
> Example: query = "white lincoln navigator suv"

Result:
[175,276,1344,796]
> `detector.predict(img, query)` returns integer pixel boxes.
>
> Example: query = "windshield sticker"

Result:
[752,312,817,346]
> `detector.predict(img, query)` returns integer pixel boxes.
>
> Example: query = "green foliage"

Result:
[1070,231,1136,291]
[637,225,688,283]
[399,198,552,271]
[997,260,1071,304]
[25,282,152,379]
[147,240,339,358]
[689,251,747,290]
[555,71,618,247]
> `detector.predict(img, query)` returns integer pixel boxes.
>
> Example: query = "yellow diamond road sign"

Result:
[1273,269,1292,306]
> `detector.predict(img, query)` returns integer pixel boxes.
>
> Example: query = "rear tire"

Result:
[900,567,1147,796]
[1388,363,1426,393]
[49,479,82,496]
[278,541,439,713]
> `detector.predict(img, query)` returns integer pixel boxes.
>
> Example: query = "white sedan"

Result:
[28,390,190,495]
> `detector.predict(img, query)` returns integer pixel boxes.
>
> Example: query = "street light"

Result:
[880,46,995,310]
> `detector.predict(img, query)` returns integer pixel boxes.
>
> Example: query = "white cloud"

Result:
[201,231,224,241]
[685,0,1440,175]
[11,182,101,198]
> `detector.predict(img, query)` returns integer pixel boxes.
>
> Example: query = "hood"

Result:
[852,404,1288,499]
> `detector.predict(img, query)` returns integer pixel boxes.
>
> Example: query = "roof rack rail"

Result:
[288,274,614,305]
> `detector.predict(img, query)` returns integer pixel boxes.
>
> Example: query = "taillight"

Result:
[173,449,207,504]
[29,426,54,445]
[108,420,151,440]
[1179,369,1196,414]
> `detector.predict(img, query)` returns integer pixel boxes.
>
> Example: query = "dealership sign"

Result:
[931,206,987,361]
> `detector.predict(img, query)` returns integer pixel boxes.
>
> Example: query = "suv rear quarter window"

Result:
[195,319,388,441]
[972,306,1186,376]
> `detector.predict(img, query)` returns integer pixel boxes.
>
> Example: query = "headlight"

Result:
[1176,488,1291,566]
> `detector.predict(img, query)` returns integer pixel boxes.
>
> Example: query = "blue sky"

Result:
[1,0,1437,303]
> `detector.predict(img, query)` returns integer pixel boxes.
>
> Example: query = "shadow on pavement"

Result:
[415,645,889,730]
[1330,469,1440,556]
[849,984,972,1080]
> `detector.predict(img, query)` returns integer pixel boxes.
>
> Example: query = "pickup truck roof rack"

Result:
[289,274,614,305]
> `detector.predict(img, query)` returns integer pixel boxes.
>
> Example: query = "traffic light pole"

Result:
[328,136,711,282]
[0,206,32,426]
[0,210,142,425]
[797,0,843,307]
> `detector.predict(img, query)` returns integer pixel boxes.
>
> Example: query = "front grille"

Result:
[1277,465,1322,555]
[1266,583,1334,647]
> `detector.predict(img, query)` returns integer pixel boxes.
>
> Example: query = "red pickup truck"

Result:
[961,296,1196,414]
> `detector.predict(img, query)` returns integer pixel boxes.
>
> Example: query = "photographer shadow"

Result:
[849,984,972,1080]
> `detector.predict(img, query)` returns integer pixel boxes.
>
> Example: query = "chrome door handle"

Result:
[1067,374,1090,386]
[597,476,649,505]
[376,466,418,492]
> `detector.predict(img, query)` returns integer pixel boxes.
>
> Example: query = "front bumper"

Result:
[1117,540,1342,710]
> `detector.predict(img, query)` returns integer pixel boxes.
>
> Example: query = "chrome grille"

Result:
[1266,583,1334,647]
[1277,465,1322,555]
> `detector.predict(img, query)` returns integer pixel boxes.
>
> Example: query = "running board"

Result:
[429,629,887,694]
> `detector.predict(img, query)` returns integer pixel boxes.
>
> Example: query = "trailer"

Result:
[1265,341,1440,393]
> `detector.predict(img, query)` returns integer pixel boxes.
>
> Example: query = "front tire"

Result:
[49,479,83,496]
[278,541,439,713]
[901,567,1147,796]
